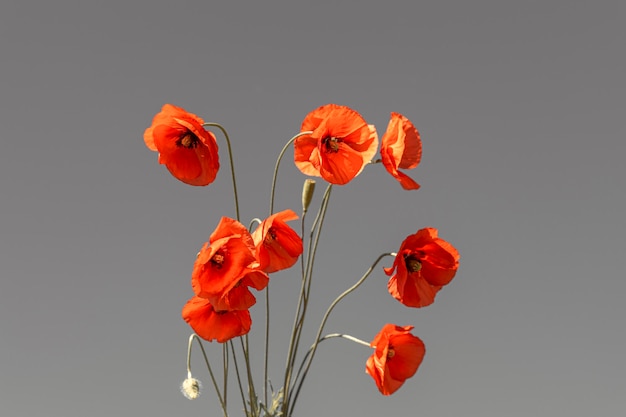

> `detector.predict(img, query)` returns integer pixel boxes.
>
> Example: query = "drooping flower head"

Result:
[385,227,459,308]
[294,104,378,185]
[365,324,425,395]
[180,376,202,400]
[191,217,269,310]
[182,296,252,343]
[252,209,303,273]
[144,104,219,186]
[380,112,422,190]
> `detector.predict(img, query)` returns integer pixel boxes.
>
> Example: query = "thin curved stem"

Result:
[268,131,312,215]
[249,218,262,232]
[204,123,240,221]
[186,334,227,416]
[288,252,394,416]
[291,333,371,386]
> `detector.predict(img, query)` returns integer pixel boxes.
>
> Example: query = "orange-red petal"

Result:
[191,217,259,302]
[252,209,303,273]
[365,324,425,395]
[385,227,459,308]
[182,296,252,343]
[295,104,378,185]
[144,104,219,186]
[380,112,421,190]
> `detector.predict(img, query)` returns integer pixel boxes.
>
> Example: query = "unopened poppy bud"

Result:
[301,179,316,213]
[180,375,202,400]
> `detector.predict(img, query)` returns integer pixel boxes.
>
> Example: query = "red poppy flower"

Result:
[191,217,268,309]
[380,112,422,190]
[251,209,303,273]
[211,269,270,311]
[294,104,378,185]
[365,324,425,395]
[182,296,252,343]
[385,227,459,308]
[144,104,219,186]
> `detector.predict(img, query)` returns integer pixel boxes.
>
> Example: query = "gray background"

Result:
[1,1,624,416]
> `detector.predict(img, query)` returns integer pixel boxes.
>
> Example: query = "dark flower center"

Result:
[322,136,342,153]
[266,227,277,243]
[387,347,396,359]
[210,250,225,269]
[404,254,422,273]
[178,132,200,149]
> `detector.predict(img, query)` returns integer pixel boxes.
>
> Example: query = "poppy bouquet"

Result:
[144,103,460,417]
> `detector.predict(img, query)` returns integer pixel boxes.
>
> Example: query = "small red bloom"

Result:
[144,104,219,186]
[385,228,459,308]
[252,209,303,273]
[380,112,422,190]
[365,324,425,395]
[182,296,252,343]
[294,104,378,185]
[191,217,268,310]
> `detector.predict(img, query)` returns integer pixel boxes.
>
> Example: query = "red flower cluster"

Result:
[182,213,302,343]
[143,104,460,400]
[294,105,422,189]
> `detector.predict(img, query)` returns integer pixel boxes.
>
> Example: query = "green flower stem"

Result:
[223,345,228,410]
[288,252,394,416]
[186,334,227,417]
[229,341,249,417]
[241,335,259,417]
[281,184,333,417]
[319,333,371,348]
[203,123,241,221]
[291,333,372,387]
[288,185,332,366]
[264,130,311,407]
[268,131,312,215]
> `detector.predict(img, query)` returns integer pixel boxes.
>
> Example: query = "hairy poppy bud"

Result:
[301,179,316,213]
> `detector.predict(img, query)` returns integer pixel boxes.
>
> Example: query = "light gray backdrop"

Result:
[1,1,624,416]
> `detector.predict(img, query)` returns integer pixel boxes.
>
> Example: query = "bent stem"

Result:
[186,334,227,417]
[204,123,241,221]
[268,131,312,215]
[292,333,371,384]
[287,252,394,416]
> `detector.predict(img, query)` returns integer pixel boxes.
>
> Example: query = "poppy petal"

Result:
[182,297,252,343]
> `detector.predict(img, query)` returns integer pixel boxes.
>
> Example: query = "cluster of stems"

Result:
[183,125,390,417]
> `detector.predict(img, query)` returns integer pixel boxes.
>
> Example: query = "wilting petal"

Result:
[380,112,421,190]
